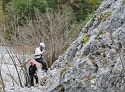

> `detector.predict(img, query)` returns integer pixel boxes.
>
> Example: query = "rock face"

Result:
[45,0,125,92]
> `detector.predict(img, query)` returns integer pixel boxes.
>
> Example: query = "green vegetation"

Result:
[81,33,90,43]
[12,0,57,16]
[91,75,95,79]
[98,15,101,20]
[91,83,96,86]
[0,1,6,21]
[0,0,103,66]
[105,11,111,17]
[123,0,125,4]
[3,0,103,24]
[97,11,111,23]
[97,30,103,36]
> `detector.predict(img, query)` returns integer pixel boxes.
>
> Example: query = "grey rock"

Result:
[45,0,125,92]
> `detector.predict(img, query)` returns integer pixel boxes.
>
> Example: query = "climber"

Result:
[34,42,48,73]
[29,60,38,86]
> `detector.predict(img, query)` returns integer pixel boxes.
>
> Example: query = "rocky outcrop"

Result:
[45,0,125,92]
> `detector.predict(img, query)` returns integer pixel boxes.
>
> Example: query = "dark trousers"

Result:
[30,75,38,86]
[35,58,48,72]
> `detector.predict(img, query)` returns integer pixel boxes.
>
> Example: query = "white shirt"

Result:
[34,47,42,59]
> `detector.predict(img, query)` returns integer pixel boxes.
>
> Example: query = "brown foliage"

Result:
[3,9,73,67]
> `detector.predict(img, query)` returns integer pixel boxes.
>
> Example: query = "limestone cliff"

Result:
[45,0,125,92]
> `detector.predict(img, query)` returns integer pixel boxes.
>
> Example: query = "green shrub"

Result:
[105,11,111,17]
[0,1,6,21]
[92,83,96,86]
[6,0,57,25]
[81,33,90,43]
[91,75,95,79]
[97,15,101,20]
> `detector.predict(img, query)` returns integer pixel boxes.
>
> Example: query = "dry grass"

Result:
[123,0,125,4]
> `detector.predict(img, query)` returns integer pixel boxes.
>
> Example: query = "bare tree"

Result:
[0,29,31,87]
[2,5,76,68]
[7,9,74,67]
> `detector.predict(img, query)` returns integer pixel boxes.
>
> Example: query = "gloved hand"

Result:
[34,74,37,76]
[42,50,46,53]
